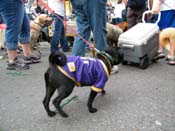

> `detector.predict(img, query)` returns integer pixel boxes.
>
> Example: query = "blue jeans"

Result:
[70,0,107,56]
[50,15,69,53]
[0,0,30,50]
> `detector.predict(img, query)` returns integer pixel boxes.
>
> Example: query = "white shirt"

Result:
[48,0,65,16]
[160,0,175,11]
[112,2,126,18]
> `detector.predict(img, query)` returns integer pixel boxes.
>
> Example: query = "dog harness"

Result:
[57,56,109,92]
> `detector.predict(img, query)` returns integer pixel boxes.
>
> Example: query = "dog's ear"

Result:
[49,51,67,66]
[38,16,45,24]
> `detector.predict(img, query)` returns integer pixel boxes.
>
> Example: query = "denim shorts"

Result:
[158,10,175,30]
[0,0,30,50]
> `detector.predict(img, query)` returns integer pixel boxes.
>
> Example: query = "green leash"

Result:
[60,95,78,109]
[7,71,26,76]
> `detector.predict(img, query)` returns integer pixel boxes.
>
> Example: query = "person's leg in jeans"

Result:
[127,8,137,29]
[50,16,61,53]
[20,8,40,64]
[135,8,146,24]
[0,0,40,69]
[18,6,32,57]
[51,16,68,53]
[88,0,107,51]
[60,23,69,52]
[60,35,70,52]
[0,0,23,64]
[70,0,91,56]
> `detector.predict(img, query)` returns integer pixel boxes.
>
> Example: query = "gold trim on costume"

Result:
[100,53,112,73]
[91,86,103,92]
[57,66,81,87]
[99,60,109,78]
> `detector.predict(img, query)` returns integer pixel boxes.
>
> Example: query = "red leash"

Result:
[37,0,99,52]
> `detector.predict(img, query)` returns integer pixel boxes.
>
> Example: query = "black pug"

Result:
[43,47,123,118]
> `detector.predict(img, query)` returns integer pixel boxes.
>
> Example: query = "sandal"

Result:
[23,55,41,64]
[166,57,175,65]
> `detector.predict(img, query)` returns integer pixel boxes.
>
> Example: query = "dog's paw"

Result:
[60,112,69,118]
[59,110,69,118]
[89,107,97,113]
[48,111,56,117]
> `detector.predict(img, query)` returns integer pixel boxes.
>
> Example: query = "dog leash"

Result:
[7,71,26,76]
[37,0,100,53]
[60,95,78,109]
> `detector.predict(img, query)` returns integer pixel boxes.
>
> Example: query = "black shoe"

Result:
[152,51,166,61]
[7,58,29,70]
[62,48,71,52]
[23,55,41,64]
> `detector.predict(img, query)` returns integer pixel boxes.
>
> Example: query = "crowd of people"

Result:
[0,0,175,71]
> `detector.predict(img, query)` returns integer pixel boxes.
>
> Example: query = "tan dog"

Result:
[106,23,123,47]
[30,14,53,53]
[159,27,175,48]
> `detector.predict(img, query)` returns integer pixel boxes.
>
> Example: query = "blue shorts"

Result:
[158,10,175,30]
[0,0,30,50]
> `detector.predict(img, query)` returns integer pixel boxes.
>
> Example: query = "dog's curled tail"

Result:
[49,51,67,66]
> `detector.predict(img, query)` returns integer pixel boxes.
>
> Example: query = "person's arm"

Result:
[57,0,63,2]
[152,0,161,13]
[106,2,112,7]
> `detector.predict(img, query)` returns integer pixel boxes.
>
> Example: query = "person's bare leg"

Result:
[7,50,17,63]
[21,43,40,64]
[158,31,164,52]
[159,42,164,52]
[21,44,32,57]
[166,40,175,65]
[169,40,175,57]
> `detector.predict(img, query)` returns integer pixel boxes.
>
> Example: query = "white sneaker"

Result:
[111,65,119,74]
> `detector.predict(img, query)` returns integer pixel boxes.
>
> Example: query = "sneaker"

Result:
[7,58,29,70]
[23,55,41,64]
[111,65,119,74]
[62,48,71,52]
[152,51,166,61]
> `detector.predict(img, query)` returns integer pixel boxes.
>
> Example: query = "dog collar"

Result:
[98,52,112,73]
[101,51,113,63]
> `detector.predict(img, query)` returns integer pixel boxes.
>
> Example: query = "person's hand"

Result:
[106,2,112,7]
[146,11,153,19]
[22,0,28,3]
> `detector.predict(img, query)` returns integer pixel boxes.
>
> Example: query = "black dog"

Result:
[42,47,122,118]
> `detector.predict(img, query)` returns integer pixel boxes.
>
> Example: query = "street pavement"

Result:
[0,42,175,131]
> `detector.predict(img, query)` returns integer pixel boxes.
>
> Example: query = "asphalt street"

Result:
[0,42,175,131]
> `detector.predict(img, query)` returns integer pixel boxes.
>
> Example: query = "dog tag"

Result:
[67,62,76,72]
